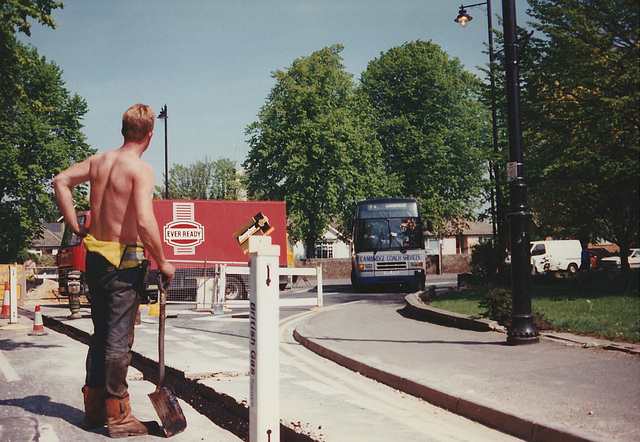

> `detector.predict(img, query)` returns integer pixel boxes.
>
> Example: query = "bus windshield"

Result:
[357,217,422,252]
[354,200,424,253]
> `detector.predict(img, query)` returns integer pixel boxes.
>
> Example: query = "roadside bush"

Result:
[470,241,504,281]
[479,288,512,328]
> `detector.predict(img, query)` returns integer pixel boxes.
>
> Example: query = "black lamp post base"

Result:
[507,314,540,345]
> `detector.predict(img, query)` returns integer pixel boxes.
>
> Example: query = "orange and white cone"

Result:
[28,305,48,336]
[0,281,10,319]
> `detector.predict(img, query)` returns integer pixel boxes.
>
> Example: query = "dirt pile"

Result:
[25,279,62,303]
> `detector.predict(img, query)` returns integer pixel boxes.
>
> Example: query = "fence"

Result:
[163,260,323,308]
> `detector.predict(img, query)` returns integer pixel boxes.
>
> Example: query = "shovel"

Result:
[148,274,187,437]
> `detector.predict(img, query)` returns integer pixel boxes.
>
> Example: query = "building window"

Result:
[315,241,334,259]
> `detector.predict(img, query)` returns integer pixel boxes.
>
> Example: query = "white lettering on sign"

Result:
[163,202,205,255]
[357,253,422,263]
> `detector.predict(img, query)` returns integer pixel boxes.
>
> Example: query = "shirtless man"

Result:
[53,104,175,438]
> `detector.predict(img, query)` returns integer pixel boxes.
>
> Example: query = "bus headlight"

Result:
[359,263,373,270]
[409,261,424,269]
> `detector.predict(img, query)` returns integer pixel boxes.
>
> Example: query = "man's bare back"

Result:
[88,148,154,245]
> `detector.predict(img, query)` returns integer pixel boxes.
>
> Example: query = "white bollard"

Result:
[9,265,18,324]
[316,265,323,308]
[213,264,225,315]
[248,236,280,442]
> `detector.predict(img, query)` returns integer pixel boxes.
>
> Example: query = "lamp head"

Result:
[454,7,473,27]
[157,105,167,120]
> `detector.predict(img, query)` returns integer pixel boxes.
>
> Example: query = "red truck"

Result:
[57,200,293,302]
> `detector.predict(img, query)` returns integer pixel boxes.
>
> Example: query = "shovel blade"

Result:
[148,386,187,437]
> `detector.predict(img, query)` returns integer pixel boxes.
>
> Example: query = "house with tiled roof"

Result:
[29,223,64,256]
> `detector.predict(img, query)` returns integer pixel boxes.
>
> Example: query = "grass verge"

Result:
[429,271,639,343]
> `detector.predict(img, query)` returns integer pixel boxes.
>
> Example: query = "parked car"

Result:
[600,248,640,269]
[588,248,613,270]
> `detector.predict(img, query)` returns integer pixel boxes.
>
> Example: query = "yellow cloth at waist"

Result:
[83,234,145,269]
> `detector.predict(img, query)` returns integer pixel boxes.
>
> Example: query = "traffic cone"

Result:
[1,281,10,319]
[28,305,48,336]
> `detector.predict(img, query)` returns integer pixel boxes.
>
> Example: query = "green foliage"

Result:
[155,157,245,200]
[0,0,63,110]
[523,0,639,266]
[358,40,491,230]
[244,45,396,255]
[0,3,92,262]
[478,288,512,328]
[470,241,505,280]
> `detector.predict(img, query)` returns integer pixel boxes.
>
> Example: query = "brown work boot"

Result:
[105,395,159,438]
[82,385,106,429]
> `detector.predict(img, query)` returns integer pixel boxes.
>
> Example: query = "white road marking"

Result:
[39,423,59,442]
[170,328,194,334]
[199,350,229,358]
[279,297,319,307]
[175,341,205,350]
[188,333,218,341]
[0,350,20,382]
[224,358,248,367]
[210,341,243,349]
[293,380,342,395]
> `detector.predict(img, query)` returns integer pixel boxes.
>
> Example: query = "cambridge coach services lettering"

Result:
[357,253,421,263]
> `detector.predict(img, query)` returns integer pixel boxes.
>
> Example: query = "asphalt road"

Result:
[1,274,521,441]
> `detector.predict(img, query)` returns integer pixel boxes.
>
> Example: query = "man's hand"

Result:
[75,224,89,238]
[158,262,175,285]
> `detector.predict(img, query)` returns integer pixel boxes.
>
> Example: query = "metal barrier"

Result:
[165,260,323,309]
[166,260,248,303]
[33,267,58,281]
[280,266,323,307]
[27,266,58,292]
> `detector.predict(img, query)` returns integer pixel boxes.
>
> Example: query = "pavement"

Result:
[2,275,639,441]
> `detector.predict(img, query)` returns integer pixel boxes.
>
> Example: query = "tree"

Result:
[211,157,245,200]
[1,2,92,262]
[358,40,491,231]
[523,0,639,268]
[244,45,395,257]
[154,157,245,200]
[0,0,63,110]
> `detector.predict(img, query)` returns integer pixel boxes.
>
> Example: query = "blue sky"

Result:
[19,0,531,186]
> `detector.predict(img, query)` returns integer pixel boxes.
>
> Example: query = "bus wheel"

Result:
[225,275,245,300]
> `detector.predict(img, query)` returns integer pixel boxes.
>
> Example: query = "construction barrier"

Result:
[0,281,9,318]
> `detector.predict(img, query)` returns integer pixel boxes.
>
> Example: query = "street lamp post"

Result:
[456,1,539,344]
[455,2,504,257]
[501,0,539,345]
[158,104,168,199]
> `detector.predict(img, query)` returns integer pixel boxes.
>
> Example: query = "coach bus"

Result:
[350,197,426,290]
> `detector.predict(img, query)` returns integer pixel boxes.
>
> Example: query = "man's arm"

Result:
[132,163,175,282]
[53,160,91,237]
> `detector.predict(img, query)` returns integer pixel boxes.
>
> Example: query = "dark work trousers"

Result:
[84,251,140,399]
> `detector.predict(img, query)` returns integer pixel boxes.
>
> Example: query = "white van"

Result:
[530,240,583,274]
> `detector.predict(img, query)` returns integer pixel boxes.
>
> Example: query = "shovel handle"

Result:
[156,273,170,387]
